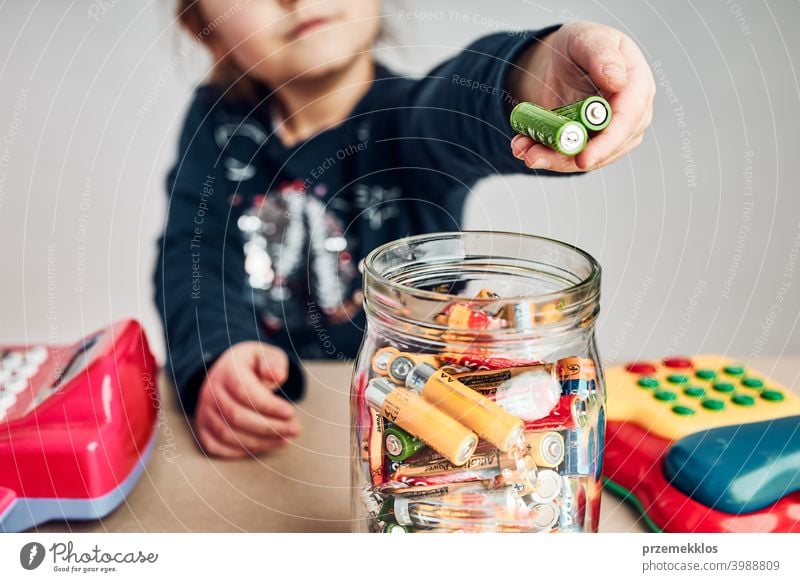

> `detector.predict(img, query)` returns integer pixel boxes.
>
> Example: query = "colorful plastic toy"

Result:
[0,320,158,532]
[604,355,800,532]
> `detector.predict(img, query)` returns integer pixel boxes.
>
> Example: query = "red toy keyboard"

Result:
[604,355,800,532]
[0,320,158,532]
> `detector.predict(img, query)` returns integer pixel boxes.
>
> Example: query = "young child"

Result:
[155,0,654,458]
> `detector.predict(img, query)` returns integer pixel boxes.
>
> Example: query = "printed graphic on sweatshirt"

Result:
[237,180,358,333]
[214,116,269,183]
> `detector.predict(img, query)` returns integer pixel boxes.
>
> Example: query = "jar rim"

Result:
[363,230,601,304]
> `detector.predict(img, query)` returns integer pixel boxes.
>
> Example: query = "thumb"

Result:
[566,25,628,93]
[254,345,289,387]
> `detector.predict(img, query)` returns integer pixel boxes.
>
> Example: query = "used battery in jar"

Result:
[510,102,588,156]
[392,448,539,495]
[552,95,612,132]
[562,428,591,476]
[520,468,563,505]
[405,363,525,452]
[371,347,399,375]
[383,426,427,462]
[381,522,413,533]
[556,356,598,397]
[386,352,440,384]
[365,378,478,466]
[522,431,565,468]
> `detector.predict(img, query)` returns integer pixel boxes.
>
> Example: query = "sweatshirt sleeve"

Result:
[395,26,563,184]
[154,93,304,417]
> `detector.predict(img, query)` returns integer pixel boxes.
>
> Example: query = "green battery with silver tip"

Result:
[384,426,427,462]
[552,95,612,132]
[510,102,588,156]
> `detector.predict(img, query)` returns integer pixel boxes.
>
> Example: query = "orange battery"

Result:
[385,352,440,384]
[405,363,524,451]
[556,357,597,381]
[365,378,478,466]
[371,347,399,376]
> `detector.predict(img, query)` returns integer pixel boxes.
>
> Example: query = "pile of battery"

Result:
[358,294,600,533]
[510,95,612,156]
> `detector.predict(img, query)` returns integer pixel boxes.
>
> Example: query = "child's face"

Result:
[201,0,382,86]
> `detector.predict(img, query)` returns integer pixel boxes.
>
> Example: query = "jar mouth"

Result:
[363,231,601,342]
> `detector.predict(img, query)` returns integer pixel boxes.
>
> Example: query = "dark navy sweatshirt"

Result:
[155,28,559,416]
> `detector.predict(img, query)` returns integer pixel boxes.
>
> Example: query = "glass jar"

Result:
[350,231,604,533]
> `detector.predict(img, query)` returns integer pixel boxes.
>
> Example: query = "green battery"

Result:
[384,426,427,462]
[381,521,414,533]
[552,96,612,132]
[510,102,588,156]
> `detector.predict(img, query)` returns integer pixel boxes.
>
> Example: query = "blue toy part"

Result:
[663,415,800,514]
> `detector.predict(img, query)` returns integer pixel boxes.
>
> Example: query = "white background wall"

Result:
[0,0,798,366]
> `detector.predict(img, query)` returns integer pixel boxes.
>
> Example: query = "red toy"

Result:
[0,320,158,532]
[604,355,800,532]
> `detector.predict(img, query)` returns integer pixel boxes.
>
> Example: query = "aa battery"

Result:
[385,352,440,384]
[500,301,563,329]
[391,447,539,495]
[449,364,551,397]
[556,356,597,397]
[371,347,398,375]
[522,431,565,468]
[381,522,413,533]
[510,102,588,156]
[367,407,389,487]
[440,352,543,371]
[405,363,525,452]
[380,481,492,501]
[528,501,561,531]
[365,378,478,466]
[393,488,521,528]
[520,468,563,505]
[562,428,591,476]
[383,426,427,462]
[552,96,612,132]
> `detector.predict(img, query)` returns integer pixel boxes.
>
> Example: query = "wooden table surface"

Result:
[34,356,800,533]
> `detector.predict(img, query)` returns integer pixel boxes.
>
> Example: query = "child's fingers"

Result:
[196,425,247,459]
[574,87,652,169]
[253,345,289,387]
[574,37,654,169]
[218,390,301,439]
[204,406,288,454]
[228,367,295,419]
[564,23,628,94]
[521,143,585,173]
[511,135,535,159]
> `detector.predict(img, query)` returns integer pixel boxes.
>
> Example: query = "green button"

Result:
[684,386,706,398]
[741,377,764,389]
[761,390,785,402]
[672,405,695,416]
[695,369,716,380]
[638,377,660,389]
[723,364,745,376]
[713,382,735,393]
[655,390,677,401]
[702,399,725,411]
[667,374,690,385]
[731,394,755,406]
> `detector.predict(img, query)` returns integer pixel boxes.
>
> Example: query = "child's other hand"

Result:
[194,342,301,458]
[510,21,655,172]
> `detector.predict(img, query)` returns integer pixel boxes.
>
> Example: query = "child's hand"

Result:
[509,21,655,172]
[194,342,301,458]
